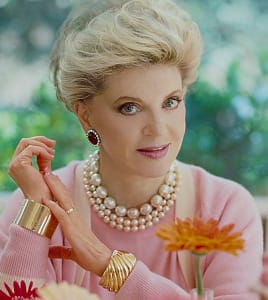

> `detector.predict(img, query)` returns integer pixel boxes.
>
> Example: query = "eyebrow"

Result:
[114,89,183,103]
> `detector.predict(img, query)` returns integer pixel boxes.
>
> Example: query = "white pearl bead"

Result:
[159,184,170,197]
[131,219,139,226]
[163,206,170,212]
[171,193,177,201]
[90,185,96,192]
[158,212,165,218]
[116,224,123,230]
[151,210,158,217]
[138,217,146,225]
[90,173,101,186]
[84,185,91,191]
[139,224,146,230]
[124,226,131,232]
[127,208,140,219]
[146,221,153,227]
[167,200,174,207]
[170,160,178,171]
[110,214,117,221]
[103,216,110,223]
[131,226,138,232]
[104,197,116,209]
[93,204,100,211]
[140,203,152,215]
[161,199,167,206]
[109,221,116,227]
[90,161,98,173]
[99,204,105,211]
[165,171,176,184]
[124,219,131,226]
[86,190,92,197]
[92,191,98,197]
[92,151,99,159]
[104,209,111,216]
[145,214,152,221]
[152,217,159,224]
[117,217,124,224]
[96,186,107,198]
[98,211,105,218]
[115,206,127,217]
[89,198,95,205]
[150,195,162,207]
[96,198,102,204]
[157,205,163,211]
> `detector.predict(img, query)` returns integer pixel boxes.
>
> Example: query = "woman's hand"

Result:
[8,136,56,202]
[42,171,112,277]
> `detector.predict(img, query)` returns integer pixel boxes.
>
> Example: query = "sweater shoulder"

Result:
[180,162,257,223]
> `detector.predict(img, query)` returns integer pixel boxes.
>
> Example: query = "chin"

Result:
[136,158,175,178]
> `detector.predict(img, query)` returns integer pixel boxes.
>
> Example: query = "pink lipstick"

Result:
[137,144,170,159]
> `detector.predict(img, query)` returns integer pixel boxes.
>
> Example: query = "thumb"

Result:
[48,246,74,260]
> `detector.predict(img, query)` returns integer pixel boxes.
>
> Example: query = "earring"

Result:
[86,129,101,146]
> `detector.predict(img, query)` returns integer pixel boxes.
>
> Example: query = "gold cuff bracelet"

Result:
[14,199,58,239]
[99,250,137,293]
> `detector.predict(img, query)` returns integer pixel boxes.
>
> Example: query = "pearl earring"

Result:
[86,129,101,146]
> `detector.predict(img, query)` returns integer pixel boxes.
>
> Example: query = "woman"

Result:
[0,0,263,299]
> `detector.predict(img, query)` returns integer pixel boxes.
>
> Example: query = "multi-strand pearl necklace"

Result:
[83,151,182,232]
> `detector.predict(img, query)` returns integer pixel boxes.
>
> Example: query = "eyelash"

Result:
[163,97,182,109]
[118,97,182,115]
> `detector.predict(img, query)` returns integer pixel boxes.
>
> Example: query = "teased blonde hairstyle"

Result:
[50,0,203,112]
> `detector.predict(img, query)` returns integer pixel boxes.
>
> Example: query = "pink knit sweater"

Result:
[0,161,263,299]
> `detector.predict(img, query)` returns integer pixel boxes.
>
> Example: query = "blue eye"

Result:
[119,103,141,115]
[163,97,181,109]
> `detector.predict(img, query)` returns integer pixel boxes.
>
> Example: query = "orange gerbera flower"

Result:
[156,217,245,255]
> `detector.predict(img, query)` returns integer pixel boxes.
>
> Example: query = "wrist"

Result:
[99,250,137,292]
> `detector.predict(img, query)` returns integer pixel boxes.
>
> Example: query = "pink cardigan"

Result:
[0,161,263,299]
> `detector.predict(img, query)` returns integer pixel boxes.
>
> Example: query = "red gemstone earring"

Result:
[86,129,101,146]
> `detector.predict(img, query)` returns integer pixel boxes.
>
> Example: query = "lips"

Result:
[137,144,170,159]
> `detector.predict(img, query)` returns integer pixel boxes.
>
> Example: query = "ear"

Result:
[73,101,92,132]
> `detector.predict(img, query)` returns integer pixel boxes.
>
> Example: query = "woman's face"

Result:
[78,64,185,178]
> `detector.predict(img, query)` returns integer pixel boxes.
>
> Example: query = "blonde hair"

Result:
[50,0,203,112]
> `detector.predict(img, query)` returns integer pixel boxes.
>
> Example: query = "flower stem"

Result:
[195,254,204,297]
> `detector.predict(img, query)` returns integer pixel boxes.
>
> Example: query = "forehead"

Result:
[102,64,183,100]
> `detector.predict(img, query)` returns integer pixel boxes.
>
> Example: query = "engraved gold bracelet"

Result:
[14,199,58,239]
[99,250,137,292]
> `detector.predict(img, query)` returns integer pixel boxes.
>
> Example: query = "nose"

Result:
[142,112,165,137]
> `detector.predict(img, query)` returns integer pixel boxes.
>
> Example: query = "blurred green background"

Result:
[0,0,268,195]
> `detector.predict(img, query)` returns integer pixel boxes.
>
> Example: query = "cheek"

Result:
[173,103,186,136]
[94,114,132,145]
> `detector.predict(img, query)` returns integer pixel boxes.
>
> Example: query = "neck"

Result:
[99,153,167,208]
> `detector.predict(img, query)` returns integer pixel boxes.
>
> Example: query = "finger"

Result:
[48,246,74,260]
[19,145,54,166]
[9,145,54,177]
[14,137,56,157]
[37,153,53,173]
[43,198,79,244]
[42,197,76,228]
[43,173,74,211]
